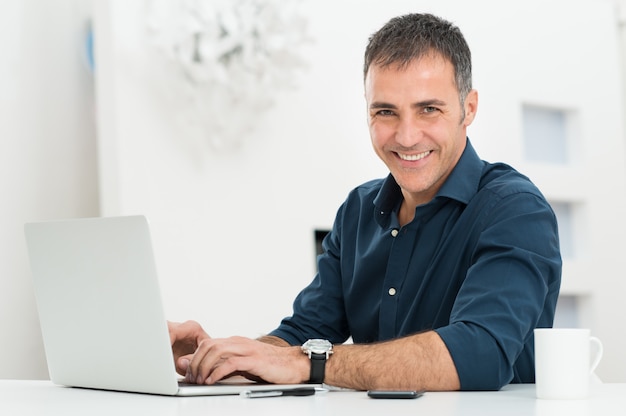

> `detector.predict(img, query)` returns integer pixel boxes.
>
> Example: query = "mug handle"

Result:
[589,336,603,374]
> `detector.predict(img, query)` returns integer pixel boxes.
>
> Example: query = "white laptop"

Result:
[24,215,318,396]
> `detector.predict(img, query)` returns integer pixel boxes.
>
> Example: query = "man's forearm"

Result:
[325,330,460,391]
[256,331,459,390]
[257,335,290,347]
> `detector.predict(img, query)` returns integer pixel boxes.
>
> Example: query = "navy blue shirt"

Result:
[270,140,562,390]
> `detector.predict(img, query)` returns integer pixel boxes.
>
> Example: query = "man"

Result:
[169,13,561,391]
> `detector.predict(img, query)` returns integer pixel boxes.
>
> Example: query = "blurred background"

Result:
[2,0,626,382]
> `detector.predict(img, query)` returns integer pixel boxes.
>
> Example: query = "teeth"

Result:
[398,150,431,161]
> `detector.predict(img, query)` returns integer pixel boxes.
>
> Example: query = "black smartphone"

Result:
[367,390,425,399]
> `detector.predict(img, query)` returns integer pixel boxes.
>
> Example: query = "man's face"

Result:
[365,54,477,206]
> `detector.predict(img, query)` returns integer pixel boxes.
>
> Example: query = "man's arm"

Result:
[326,330,459,391]
[186,330,459,390]
[257,335,290,347]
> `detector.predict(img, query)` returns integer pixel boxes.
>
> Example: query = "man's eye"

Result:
[376,109,395,116]
[423,106,438,113]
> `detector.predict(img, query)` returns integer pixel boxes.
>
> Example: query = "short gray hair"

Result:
[364,13,472,105]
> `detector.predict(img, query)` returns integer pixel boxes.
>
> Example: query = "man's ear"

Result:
[462,89,478,127]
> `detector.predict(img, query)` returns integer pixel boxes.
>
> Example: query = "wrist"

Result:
[295,348,312,383]
[301,339,333,383]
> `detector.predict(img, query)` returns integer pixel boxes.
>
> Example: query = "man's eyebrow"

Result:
[412,99,447,108]
[369,101,397,110]
[369,99,448,110]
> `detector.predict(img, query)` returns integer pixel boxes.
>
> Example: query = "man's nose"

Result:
[394,116,422,148]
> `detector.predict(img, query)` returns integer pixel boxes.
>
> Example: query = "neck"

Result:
[398,199,416,227]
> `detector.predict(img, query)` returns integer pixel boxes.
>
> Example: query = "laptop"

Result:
[24,215,319,396]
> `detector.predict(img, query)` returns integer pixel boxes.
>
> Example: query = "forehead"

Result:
[365,54,457,98]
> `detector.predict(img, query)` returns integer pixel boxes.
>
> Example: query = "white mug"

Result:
[534,328,603,399]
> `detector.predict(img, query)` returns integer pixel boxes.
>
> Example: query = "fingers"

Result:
[168,320,213,377]
[187,337,258,385]
[183,337,306,385]
[201,356,254,385]
[188,338,231,384]
[168,320,210,345]
[176,354,193,377]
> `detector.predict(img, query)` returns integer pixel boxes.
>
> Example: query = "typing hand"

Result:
[167,320,211,376]
[184,336,309,385]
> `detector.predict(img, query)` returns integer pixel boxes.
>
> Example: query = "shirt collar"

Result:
[437,139,484,205]
[374,138,484,223]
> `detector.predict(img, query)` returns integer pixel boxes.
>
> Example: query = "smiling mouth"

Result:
[397,150,432,161]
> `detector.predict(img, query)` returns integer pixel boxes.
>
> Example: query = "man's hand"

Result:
[168,320,210,376]
[184,336,309,385]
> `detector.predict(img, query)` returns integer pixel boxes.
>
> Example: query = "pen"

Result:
[240,387,317,399]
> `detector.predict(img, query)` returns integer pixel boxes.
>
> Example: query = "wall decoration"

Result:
[146,0,310,150]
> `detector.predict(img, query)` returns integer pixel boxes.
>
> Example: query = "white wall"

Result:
[3,0,626,383]
[0,0,98,379]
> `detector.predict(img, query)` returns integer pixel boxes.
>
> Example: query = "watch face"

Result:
[303,339,333,354]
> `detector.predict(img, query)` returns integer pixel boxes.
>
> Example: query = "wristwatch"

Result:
[301,339,333,383]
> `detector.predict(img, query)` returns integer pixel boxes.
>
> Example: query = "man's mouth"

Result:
[397,150,432,161]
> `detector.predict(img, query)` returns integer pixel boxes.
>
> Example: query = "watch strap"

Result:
[309,352,327,383]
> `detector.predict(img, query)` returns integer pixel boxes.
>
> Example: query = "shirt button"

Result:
[391,229,399,237]
[388,287,397,296]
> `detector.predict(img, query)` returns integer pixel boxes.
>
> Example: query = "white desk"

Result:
[1,380,625,416]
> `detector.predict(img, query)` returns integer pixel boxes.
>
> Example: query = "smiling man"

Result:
[169,13,562,391]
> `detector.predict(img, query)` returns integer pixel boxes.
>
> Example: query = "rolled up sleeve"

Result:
[436,190,561,390]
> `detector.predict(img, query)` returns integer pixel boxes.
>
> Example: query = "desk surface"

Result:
[1,380,625,416]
